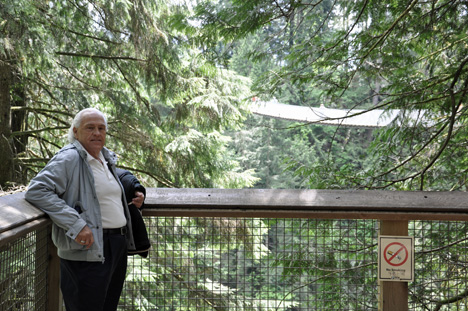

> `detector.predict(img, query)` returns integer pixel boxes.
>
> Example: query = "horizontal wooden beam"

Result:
[144,188,468,220]
[143,208,468,221]
[3,189,468,238]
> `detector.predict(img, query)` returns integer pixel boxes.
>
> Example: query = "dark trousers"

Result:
[60,233,127,311]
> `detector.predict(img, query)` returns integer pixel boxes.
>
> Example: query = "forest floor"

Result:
[0,185,27,196]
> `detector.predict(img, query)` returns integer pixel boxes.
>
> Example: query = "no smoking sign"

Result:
[378,235,414,282]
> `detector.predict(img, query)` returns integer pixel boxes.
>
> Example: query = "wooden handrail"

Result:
[0,192,49,247]
[143,188,468,221]
[3,188,468,311]
[4,190,468,233]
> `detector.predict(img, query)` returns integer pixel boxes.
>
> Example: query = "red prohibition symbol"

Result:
[383,242,409,266]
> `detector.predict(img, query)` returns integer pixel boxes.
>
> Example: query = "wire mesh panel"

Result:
[409,220,468,311]
[0,228,49,311]
[1,217,466,310]
[121,217,379,310]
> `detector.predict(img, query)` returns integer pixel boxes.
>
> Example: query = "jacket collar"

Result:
[70,140,117,165]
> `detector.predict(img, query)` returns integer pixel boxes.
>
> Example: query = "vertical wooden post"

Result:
[47,230,64,311]
[379,220,408,311]
[35,227,49,310]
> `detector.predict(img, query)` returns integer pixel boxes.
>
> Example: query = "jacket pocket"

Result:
[52,225,87,250]
[73,200,92,224]
[73,201,84,214]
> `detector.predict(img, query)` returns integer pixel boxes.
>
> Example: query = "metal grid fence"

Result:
[121,217,380,310]
[1,217,468,310]
[121,218,468,311]
[410,220,468,310]
[0,228,49,311]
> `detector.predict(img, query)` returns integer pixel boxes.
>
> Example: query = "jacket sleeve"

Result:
[117,169,146,209]
[25,151,87,239]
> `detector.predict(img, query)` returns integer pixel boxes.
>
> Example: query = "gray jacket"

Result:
[25,140,135,262]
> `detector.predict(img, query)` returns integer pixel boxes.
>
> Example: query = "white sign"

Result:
[378,235,414,282]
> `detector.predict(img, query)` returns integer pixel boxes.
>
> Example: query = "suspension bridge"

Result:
[250,99,427,128]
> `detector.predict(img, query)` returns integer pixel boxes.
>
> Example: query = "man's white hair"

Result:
[67,108,108,143]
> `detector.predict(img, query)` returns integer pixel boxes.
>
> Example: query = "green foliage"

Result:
[4,0,468,309]
[215,0,376,189]
[192,0,468,191]
[410,220,468,310]
[1,0,257,189]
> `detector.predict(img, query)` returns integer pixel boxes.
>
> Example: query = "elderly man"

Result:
[25,108,135,311]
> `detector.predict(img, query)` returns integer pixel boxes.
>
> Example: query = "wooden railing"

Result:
[0,192,61,311]
[144,188,468,221]
[2,189,468,310]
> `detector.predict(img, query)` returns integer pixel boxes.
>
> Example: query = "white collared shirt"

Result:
[86,150,127,229]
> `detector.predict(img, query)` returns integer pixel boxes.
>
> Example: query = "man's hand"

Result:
[131,191,145,209]
[75,225,94,249]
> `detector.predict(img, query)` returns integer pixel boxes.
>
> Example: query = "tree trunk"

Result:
[11,68,27,184]
[0,61,14,189]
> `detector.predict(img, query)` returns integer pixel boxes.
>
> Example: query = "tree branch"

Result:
[359,0,420,65]
[10,106,72,118]
[417,236,468,256]
[111,59,152,112]
[276,262,376,311]
[118,165,176,188]
[55,51,146,62]
[433,289,468,311]
[419,56,468,189]
[11,126,69,136]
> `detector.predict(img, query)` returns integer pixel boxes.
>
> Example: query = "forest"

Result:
[1,0,468,310]
[1,0,467,192]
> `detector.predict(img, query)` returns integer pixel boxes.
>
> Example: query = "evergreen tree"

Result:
[0,0,257,189]
[191,0,468,190]
[220,0,373,189]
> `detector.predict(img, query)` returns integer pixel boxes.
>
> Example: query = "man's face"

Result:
[73,111,106,158]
